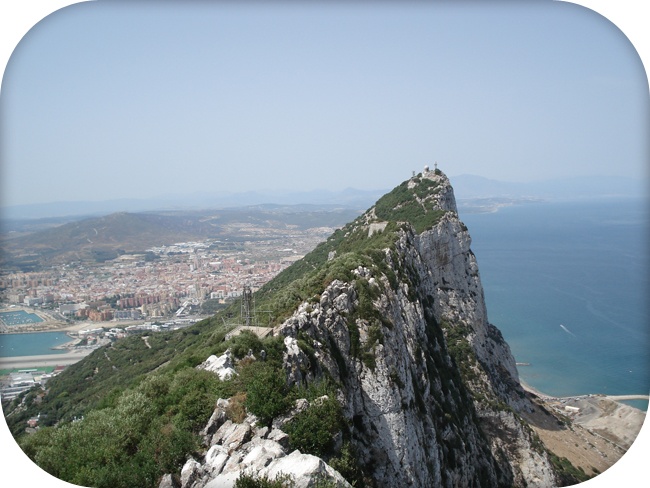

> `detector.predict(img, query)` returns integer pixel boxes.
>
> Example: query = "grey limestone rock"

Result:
[158,473,178,488]
[273,171,558,487]
[175,415,348,488]
[260,450,352,488]
[197,350,238,381]
[168,171,560,488]
[180,458,202,488]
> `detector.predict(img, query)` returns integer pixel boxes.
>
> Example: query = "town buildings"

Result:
[0,226,334,323]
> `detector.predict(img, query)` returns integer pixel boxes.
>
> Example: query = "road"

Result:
[606,394,649,402]
[0,350,93,370]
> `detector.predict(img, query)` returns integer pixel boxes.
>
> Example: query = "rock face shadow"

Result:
[520,392,568,433]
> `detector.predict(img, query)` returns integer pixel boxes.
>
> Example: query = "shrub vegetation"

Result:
[244,364,291,426]
[285,395,344,458]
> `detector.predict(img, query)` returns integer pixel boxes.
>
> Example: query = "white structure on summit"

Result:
[423,162,438,173]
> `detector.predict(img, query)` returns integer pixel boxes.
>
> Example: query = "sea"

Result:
[0,332,71,358]
[460,197,649,411]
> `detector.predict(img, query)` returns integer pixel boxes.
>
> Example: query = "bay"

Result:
[0,332,72,358]
[460,197,649,409]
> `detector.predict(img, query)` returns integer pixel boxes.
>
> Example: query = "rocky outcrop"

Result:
[197,351,238,381]
[274,170,558,487]
[171,395,351,488]
[171,170,560,487]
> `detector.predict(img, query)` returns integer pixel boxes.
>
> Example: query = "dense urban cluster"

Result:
[0,227,335,326]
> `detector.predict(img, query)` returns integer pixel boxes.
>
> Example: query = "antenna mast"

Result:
[241,285,254,326]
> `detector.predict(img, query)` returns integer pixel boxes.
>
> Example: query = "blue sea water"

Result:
[0,332,72,358]
[460,198,649,410]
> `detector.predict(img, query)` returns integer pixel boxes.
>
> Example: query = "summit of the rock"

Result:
[179,170,564,487]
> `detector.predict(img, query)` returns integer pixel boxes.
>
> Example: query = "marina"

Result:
[0,309,44,326]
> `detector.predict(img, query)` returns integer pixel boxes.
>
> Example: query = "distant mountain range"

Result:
[0,188,385,221]
[2,173,644,271]
[449,174,648,213]
[1,174,645,222]
[450,173,646,200]
[0,206,363,271]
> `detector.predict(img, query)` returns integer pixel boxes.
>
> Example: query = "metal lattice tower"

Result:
[241,285,254,326]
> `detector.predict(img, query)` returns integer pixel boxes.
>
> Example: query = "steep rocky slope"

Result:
[9,169,577,488]
[177,169,562,487]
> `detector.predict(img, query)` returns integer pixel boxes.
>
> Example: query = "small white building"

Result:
[24,296,43,307]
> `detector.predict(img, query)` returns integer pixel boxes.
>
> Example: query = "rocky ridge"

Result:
[170,169,564,487]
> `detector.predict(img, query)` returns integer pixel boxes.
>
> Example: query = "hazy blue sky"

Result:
[1,1,648,207]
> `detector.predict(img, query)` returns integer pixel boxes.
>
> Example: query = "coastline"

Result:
[0,306,149,335]
[518,376,647,477]
[520,378,649,410]
[50,332,82,350]
[519,378,549,398]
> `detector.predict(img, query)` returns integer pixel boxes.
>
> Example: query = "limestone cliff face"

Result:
[277,170,557,487]
[182,170,559,487]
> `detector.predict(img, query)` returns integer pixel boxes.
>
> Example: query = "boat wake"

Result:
[559,324,577,337]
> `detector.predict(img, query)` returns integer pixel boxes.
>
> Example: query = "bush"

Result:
[20,391,174,488]
[141,418,196,474]
[244,365,290,426]
[216,330,264,359]
[18,365,231,488]
[374,178,446,233]
[328,442,365,487]
[165,368,223,412]
[175,389,216,431]
[548,453,590,484]
[285,396,343,458]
